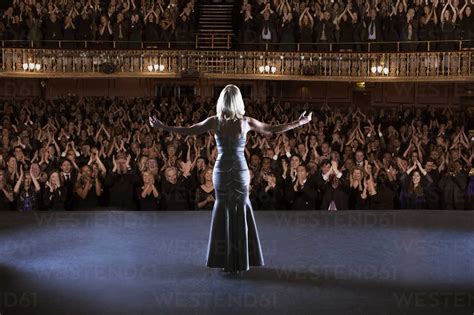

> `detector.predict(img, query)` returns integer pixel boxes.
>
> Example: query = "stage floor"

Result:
[1,210,473,315]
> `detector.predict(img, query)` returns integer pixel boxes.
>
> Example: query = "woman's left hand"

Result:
[298,111,312,125]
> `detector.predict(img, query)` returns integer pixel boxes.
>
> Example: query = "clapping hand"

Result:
[149,115,164,129]
[206,195,215,203]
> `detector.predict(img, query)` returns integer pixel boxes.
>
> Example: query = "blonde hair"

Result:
[216,84,245,122]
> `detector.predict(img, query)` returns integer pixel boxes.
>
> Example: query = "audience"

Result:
[237,0,474,51]
[0,0,196,47]
[0,96,472,211]
[1,0,473,51]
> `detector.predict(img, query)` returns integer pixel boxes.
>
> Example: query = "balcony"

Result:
[1,40,473,82]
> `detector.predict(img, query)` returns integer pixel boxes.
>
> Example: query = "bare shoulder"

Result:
[245,116,263,128]
[244,116,255,125]
[205,115,218,127]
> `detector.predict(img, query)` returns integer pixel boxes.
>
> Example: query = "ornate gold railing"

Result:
[1,47,473,81]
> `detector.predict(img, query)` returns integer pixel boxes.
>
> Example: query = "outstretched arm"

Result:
[247,111,312,135]
[149,115,216,135]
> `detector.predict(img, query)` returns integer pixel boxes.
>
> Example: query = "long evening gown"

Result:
[206,117,265,272]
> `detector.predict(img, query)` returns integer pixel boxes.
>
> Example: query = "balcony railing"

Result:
[2,38,474,52]
[1,44,473,81]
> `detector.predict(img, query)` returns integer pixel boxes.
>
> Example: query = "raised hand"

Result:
[46,181,54,192]
[298,111,313,125]
[112,155,118,172]
[149,115,164,129]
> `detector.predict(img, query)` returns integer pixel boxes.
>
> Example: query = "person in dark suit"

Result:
[367,170,398,210]
[160,166,193,210]
[104,154,138,210]
[314,11,334,52]
[320,173,349,210]
[43,13,63,47]
[60,158,77,211]
[438,161,468,210]
[289,165,317,210]
[257,7,277,49]
[257,171,283,210]
[364,8,383,52]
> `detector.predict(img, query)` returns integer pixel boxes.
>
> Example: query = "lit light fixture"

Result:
[23,62,42,72]
[371,62,390,76]
[355,82,366,89]
[148,64,165,72]
[259,64,277,74]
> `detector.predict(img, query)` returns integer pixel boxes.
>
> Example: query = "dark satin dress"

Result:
[206,117,265,272]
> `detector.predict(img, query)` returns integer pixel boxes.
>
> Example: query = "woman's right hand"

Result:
[298,111,312,125]
[149,115,164,129]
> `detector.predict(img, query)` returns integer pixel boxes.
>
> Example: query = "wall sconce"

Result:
[148,64,165,72]
[258,65,277,74]
[22,63,42,72]
[371,63,389,75]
